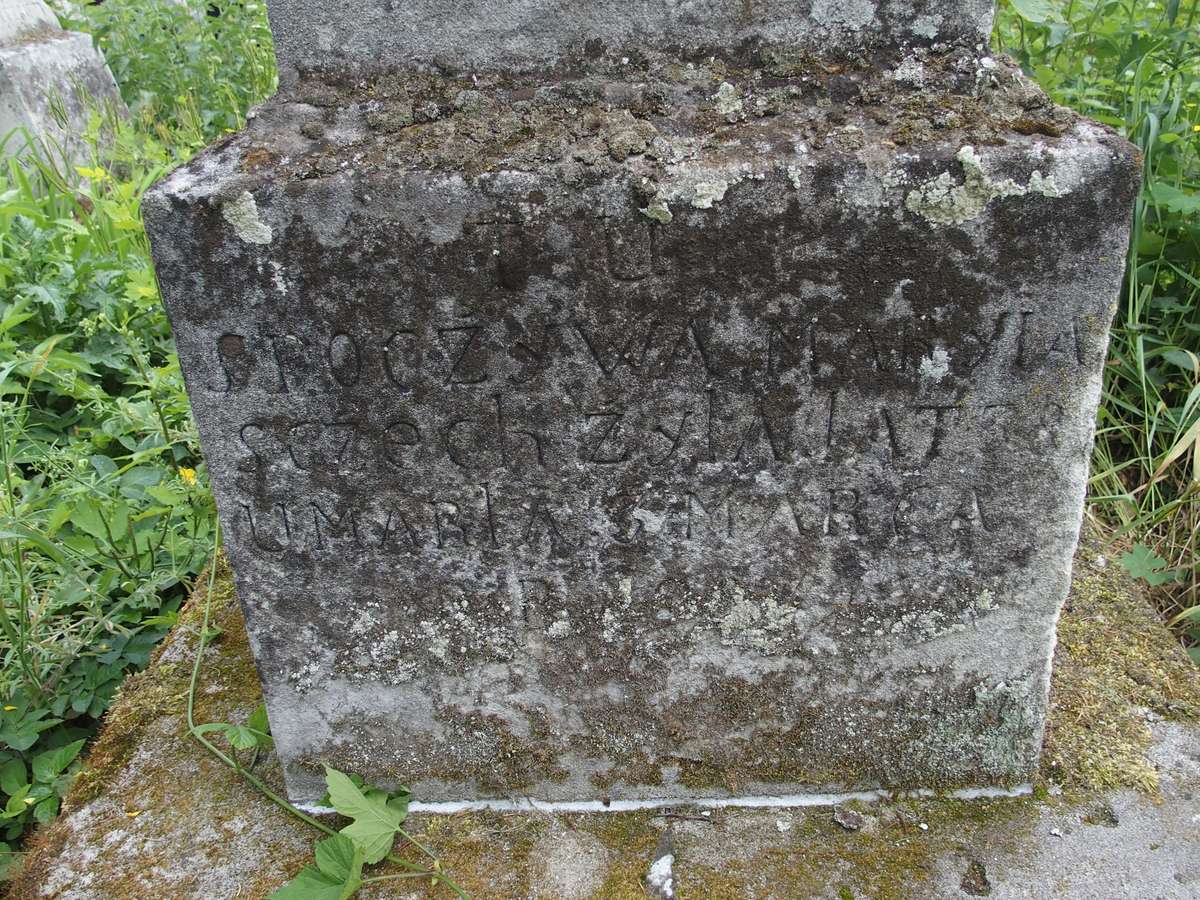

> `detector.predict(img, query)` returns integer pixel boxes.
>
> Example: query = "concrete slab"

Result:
[10,530,1199,898]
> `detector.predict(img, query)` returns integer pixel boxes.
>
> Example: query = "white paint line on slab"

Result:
[298,783,1033,817]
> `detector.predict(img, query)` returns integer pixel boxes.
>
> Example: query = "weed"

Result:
[184,537,468,898]
[0,0,275,861]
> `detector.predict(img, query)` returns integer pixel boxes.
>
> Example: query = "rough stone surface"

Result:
[143,41,1139,806]
[0,0,58,43]
[0,0,124,161]
[11,536,1200,898]
[266,0,997,79]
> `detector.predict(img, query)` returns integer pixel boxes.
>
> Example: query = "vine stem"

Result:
[184,528,468,899]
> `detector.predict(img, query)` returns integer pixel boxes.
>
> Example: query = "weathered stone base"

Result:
[146,49,1138,805]
[11,530,1200,898]
[0,28,124,161]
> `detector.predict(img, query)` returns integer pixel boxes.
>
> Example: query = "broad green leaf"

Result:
[46,501,73,536]
[324,766,405,864]
[0,296,33,334]
[1161,349,1199,375]
[247,704,274,749]
[1008,0,1059,23]
[0,759,26,796]
[144,485,185,507]
[313,834,359,882]
[69,500,109,541]
[270,838,363,900]
[2,786,30,819]
[1150,182,1200,215]
[0,718,62,753]
[32,795,58,825]
[267,865,348,900]
[222,726,260,751]
[32,739,86,784]
[386,785,411,819]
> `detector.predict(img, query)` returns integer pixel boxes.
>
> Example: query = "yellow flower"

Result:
[2,705,16,712]
[75,165,108,181]
[179,467,197,486]
[1193,124,1200,133]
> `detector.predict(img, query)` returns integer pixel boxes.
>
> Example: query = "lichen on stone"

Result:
[690,180,729,209]
[905,145,1071,225]
[711,81,742,121]
[220,190,273,244]
[640,200,672,224]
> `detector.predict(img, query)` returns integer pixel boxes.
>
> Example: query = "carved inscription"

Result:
[204,310,1094,396]
[233,480,998,558]
[234,396,1067,477]
[210,304,1083,568]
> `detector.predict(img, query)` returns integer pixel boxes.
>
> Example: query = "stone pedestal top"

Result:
[267,0,997,77]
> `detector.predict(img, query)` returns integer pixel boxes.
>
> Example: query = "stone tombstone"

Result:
[145,0,1138,805]
[0,0,124,161]
[0,1,59,42]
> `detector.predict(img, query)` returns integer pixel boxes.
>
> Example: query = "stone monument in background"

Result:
[145,0,1138,806]
[0,0,124,162]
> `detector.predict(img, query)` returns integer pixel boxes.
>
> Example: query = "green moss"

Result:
[590,751,664,790]
[1041,530,1200,793]
[584,810,659,854]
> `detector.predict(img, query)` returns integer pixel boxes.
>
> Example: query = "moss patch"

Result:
[1041,526,1200,793]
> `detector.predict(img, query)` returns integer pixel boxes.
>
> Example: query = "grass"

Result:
[995,0,1200,661]
[0,0,274,869]
[0,0,1196,874]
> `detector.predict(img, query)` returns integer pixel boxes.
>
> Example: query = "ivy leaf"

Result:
[324,766,406,864]
[1007,0,1061,22]
[269,836,363,900]
[1119,544,1177,586]
[31,739,85,784]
